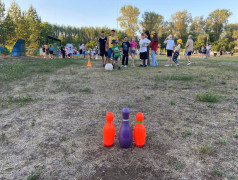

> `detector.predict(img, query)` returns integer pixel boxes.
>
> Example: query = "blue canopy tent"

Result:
[11,39,26,56]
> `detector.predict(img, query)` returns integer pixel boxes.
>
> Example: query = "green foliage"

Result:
[212,38,229,51]
[117,5,140,37]
[207,9,232,40]
[27,172,41,180]
[171,10,192,39]
[196,93,221,102]
[140,11,163,36]
[85,40,96,50]
[79,87,91,93]
[155,75,194,82]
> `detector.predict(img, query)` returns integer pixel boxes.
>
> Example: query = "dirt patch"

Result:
[0,57,238,179]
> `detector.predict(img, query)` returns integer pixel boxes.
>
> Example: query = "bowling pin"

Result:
[134,112,146,147]
[119,108,133,148]
[103,112,115,147]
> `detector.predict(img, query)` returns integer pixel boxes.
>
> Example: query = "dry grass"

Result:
[0,55,238,179]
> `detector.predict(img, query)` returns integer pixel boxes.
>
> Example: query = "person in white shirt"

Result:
[164,35,175,67]
[139,33,151,67]
[68,47,73,58]
[206,44,211,58]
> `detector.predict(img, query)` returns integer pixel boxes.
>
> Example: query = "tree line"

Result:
[0,1,238,52]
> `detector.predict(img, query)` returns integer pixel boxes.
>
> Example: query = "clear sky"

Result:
[4,0,238,29]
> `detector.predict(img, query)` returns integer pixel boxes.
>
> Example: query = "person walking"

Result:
[151,33,159,66]
[145,31,151,66]
[185,35,193,65]
[164,35,175,67]
[172,39,183,66]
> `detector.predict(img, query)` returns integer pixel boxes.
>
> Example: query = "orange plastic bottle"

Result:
[103,112,116,147]
[134,112,146,147]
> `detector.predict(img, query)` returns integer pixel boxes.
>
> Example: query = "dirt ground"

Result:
[0,56,238,180]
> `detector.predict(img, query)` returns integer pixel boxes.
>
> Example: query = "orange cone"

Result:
[87,59,92,67]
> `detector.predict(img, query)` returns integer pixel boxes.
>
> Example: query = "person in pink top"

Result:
[130,36,137,67]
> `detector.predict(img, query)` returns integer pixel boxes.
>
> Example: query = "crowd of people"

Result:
[98,29,194,70]
[42,44,99,60]
[41,29,233,70]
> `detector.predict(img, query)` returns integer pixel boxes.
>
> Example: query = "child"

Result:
[106,30,119,63]
[111,40,121,70]
[99,31,107,66]
[172,39,182,66]
[121,36,131,67]
[164,35,175,67]
[130,37,137,67]
[151,33,159,66]
[139,33,151,67]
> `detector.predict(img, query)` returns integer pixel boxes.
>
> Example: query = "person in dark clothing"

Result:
[145,31,151,66]
[121,36,131,67]
[98,31,108,67]
[61,46,66,59]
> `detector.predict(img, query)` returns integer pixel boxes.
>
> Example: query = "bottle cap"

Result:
[106,112,114,122]
[136,112,144,123]
[122,108,130,120]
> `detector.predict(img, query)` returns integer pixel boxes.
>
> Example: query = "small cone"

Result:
[87,59,92,67]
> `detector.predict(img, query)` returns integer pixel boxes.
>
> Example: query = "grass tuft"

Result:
[27,172,41,180]
[196,93,221,102]
[199,143,212,154]
[79,87,91,93]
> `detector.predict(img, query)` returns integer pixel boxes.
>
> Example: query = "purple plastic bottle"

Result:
[118,108,133,148]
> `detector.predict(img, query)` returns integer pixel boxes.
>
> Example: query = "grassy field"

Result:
[0,55,238,180]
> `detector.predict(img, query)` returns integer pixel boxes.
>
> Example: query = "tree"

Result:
[85,40,97,50]
[207,9,232,40]
[0,0,6,44]
[27,5,41,48]
[189,16,206,38]
[140,11,163,36]
[40,22,52,45]
[7,0,22,43]
[4,13,15,50]
[117,5,140,37]
[232,30,238,46]
[193,34,206,50]
[171,10,192,40]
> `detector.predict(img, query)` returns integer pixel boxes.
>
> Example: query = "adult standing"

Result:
[206,44,211,58]
[185,35,193,65]
[151,33,159,66]
[98,31,108,67]
[145,31,151,66]
[164,35,175,67]
[106,30,118,63]
[81,44,86,59]
[61,45,65,58]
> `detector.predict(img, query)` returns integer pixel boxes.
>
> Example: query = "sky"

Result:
[4,0,238,29]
